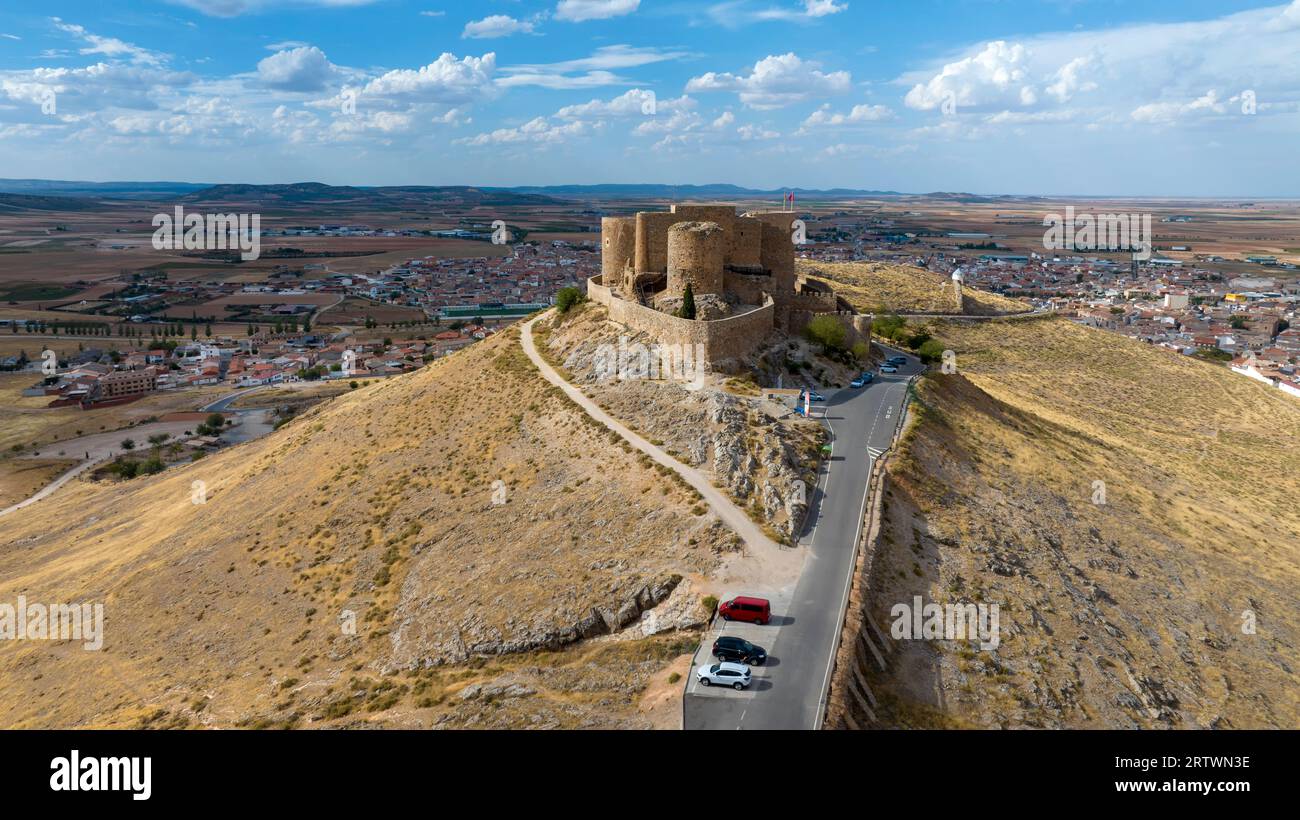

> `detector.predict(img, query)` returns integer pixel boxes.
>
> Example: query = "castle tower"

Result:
[666,221,725,297]
[759,221,795,291]
[601,217,635,291]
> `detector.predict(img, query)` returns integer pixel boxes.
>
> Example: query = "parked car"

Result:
[850,376,867,388]
[801,390,825,402]
[696,661,752,690]
[886,356,907,366]
[880,365,898,374]
[719,595,771,625]
[713,636,767,665]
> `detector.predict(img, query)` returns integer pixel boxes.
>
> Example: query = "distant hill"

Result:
[180,183,560,208]
[0,178,210,200]
[0,192,106,211]
[499,183,905,200]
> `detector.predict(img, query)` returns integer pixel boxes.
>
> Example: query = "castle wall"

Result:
[760,222,796,288]
[634,212,680,274]
[666,221,725,297]
[723,270,777,307]
[670,204,737,226]
[587,275,774,367]
[601,217,635,286]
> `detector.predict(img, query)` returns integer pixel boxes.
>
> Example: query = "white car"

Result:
[880,365,899,373]
[697,661,752,690]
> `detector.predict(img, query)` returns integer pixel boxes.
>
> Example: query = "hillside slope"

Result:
[841,316,1300,728]
[801,259,1032,316]
[0,326,735,728]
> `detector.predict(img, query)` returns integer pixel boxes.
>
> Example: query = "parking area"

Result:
[684,586,792,701]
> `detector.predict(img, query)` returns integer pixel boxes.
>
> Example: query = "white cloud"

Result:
[463,15,536,39]
[420,10,446,17]
[898,2,1300,127]
[458,115,592,145]
[555,88,669,118]
[903,41,1035,112]
[686,53,851,109]
[803,0,847,18]
[554,0,640,22]
[1130,90,1226,124]
[51,18,167,67]
[801,102,892,128]
[736,123,779,140]
[257,46,338,92]
[705,0,846,27]
[711,111,734,128]
[361,52,497,104]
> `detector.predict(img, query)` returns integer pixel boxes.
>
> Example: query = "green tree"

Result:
[679,282,697,320]
[805,314,847,351]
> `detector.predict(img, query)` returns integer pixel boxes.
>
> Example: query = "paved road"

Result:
[684,347,922,730]
[200,386,267,413]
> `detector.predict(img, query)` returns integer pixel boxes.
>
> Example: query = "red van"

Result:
[718,596,771,625]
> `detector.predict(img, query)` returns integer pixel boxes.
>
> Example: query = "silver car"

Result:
[696,661,752,690]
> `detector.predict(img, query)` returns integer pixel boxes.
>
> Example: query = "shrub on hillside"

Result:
[555,286,586,314]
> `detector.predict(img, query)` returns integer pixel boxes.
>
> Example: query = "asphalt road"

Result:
[684,347,921,730]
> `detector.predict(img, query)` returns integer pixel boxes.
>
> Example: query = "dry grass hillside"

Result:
[857,316,1300,728]
[801,259,1032,316]
[0,325,737,729]
[535,304,826,540]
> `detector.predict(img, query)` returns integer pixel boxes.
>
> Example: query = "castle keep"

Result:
[589,204,859,369]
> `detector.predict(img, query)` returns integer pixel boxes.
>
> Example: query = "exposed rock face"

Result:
[389,573,686,669]
[550,312,822,541]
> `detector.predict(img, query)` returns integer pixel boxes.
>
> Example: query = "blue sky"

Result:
[0,1,1297,195]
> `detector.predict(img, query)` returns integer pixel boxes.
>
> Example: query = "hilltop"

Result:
[0,326,738,729]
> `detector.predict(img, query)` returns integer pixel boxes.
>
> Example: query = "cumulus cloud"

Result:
[360,52,496,104]
[898,1,1300,127]
[686,53,850,109]
[802,0,847,17]
[462,15,536,39]
[554,0,640,22]
[555,88,663,118]
[903,41,1036,111]
[801,102,892,128]
[257,46,338,92]
[457,115,592,145]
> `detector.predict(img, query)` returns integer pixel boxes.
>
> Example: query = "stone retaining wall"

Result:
[587,275,775,366]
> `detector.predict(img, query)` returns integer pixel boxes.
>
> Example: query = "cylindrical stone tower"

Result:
[601,217,635,288]
[666,221,725,297]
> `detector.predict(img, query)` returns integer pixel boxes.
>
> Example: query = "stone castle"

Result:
[588,204,865,370]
